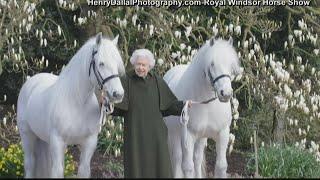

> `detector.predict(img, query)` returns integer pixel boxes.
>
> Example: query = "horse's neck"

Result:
[177,49,215,102]
[56,51,94,106]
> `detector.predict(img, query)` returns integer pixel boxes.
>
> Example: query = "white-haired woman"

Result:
[104,49,191,178]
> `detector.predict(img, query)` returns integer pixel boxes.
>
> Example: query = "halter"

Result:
[200,69,231,104]
[89,50,120,90]
[89,49,119,132]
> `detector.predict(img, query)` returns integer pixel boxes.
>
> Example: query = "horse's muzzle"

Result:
[106,90,123,104]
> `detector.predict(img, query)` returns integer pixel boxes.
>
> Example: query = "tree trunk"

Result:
[272,109,285,144]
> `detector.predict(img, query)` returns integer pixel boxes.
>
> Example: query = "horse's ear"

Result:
[228,37,233,45]
[96,32,103,46]
[113,34,119,45]
[210,37,214,46]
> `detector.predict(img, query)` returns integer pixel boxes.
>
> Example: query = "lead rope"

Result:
[98,91,114,133]
[179,94,218,148]
[180,101,190,149]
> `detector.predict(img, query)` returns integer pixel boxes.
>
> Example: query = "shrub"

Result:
[97,116,124,158]
[0,143,76,177]
[246,145,320,178]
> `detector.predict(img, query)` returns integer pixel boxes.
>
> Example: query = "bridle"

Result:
[89,50,120,90]
[200,68,231,104]
[89,49,121,132]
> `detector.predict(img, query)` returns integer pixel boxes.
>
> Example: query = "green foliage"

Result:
[246,145,320,178]
[105,160,124,178]
[97,116,123,157]
[1,2,320,176]
[0,143,76,177]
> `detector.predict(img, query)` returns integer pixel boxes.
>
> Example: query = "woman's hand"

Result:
[186,100,193,108]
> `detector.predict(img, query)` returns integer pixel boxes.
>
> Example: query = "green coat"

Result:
[111,69,184,178]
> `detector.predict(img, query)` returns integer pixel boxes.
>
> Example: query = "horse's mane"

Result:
[191,38,240,75]
[58,36,125,79]
[51,36,125,103]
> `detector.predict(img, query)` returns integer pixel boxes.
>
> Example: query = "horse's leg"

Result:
[20,129,37,178]
[49,134,65,177]
[167,126,184,178]
[181,132,196,178]
[193,138,207,178]
[214,127,229,178]
[78,134,97,178]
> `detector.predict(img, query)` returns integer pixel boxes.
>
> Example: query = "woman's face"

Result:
[134,57,150,78]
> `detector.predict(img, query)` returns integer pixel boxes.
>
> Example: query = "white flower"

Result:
[298,128,302,136]
[44,38,47,47]
[187,46,191,54]
[284,41,288,49]
[157,58,164,66]
[228,24,234,33]
[58,25,61,36]
[233,112,239,120]
[59,0,63,6]
[261,141,265,147]
[289,118,293,126]
[171,51,181,59]
[228,144,233,154]
[180,43,186,50]
[284,84,292,98]
[110,120,115,128]
[288,34,293,42]
[74,40,77,47]
[115,149,119,157]
[314,49,319,56]
[229,133,235,144]
[235,25,241,35]
[289,64,294,71]
[77,17,86,25]
[149,24,154,36]
[212,24,218,37]
[296,56,302,64]
[185,26,192,38]
[3,117,6,126]
[39,30,43,39]
[232,98,239,109]
[174,31,181,39]
[243,40,248,49]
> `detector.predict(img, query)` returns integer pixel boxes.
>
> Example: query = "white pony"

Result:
[17,33,125,178]
[164,37,241,178]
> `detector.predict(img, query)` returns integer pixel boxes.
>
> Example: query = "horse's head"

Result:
[89,32,125,104]
[205,37,241,102]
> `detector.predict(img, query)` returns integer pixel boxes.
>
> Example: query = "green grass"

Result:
[247,145,320,178]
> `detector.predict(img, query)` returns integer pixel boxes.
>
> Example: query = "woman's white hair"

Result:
[129,49,155,69]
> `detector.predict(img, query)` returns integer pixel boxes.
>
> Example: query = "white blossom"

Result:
[185,26,192,38]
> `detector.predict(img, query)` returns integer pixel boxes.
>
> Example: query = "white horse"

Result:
[17,33,125,178]
[164,37,241,178]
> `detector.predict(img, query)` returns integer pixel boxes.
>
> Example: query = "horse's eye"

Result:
[211,62,214,67]
[99,62,105,67]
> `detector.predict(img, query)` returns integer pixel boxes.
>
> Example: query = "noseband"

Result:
[89,50,120,90]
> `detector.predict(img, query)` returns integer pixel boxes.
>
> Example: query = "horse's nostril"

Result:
[220,90,224,96]
[113,91,119,98]
[113,91,123,99]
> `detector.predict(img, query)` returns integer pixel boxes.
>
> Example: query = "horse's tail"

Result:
[34,138,51,177]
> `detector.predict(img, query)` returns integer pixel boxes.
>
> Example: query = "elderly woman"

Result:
[106,49,190,178]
